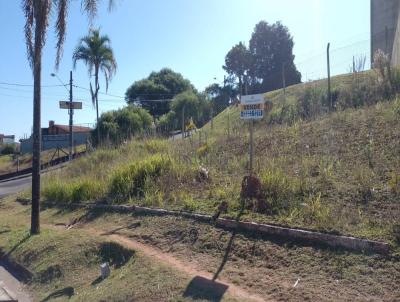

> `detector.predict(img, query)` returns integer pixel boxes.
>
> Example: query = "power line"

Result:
[0,81,66,88]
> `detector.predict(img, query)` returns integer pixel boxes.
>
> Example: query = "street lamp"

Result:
[51,71,74,161]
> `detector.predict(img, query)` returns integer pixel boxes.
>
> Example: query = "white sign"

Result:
[240,94,264,120]
[59,101,82,110]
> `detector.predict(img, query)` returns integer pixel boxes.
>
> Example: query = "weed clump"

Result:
[260,169,309,212]
[110,155,173,201]
[388,172,400,195]
[143,139,168,153]
[196,143,210,157]
[43,178,105,203]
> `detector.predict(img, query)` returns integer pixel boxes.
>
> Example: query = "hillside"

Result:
[3,71,400,301]
[38,71,400,245]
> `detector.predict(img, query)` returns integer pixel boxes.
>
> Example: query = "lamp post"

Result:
[51,71,73,161]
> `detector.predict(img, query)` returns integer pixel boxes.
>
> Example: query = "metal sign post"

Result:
[58,97,82,162]
[240,94,265,175]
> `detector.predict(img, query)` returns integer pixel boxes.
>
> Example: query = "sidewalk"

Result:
[0,264,31,302]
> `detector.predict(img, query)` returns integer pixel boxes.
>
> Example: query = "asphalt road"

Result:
[0,176,31,199]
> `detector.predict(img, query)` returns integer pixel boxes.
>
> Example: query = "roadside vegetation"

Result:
[39,53,400,247]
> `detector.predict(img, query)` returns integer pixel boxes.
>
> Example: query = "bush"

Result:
[1,144,15,155]
[93,105,153,146]
[297,86,329,119]
[109,155,173,201]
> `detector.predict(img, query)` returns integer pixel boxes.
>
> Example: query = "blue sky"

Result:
[0,0,370,139]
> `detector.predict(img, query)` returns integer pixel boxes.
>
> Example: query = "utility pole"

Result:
[327,43,332,110]
[69,71,73,161]
[282,62,286,102]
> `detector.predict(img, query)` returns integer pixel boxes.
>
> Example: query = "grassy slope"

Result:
[39,72,400,244]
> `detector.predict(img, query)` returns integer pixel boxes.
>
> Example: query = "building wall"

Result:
[2,137,15,144]
[371,0,400,65]
[20,132,90,154]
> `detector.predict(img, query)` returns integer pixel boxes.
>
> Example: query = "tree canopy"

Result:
[205,77,237,114]
[125,68,195,116]
[224,21,301,94]
[157,91,211,133]
[93,105,153,145]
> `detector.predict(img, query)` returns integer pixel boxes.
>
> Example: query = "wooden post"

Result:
[327,43,332,110]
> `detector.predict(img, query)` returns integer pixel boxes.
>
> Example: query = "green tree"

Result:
[22,0,114,234]
[168,91,211,131]
[73,29,117,141]
[223,42,252,95]
[126,68,195,116]
[205,78,237,114]
[249,21,301,92]
[94,106,153,145]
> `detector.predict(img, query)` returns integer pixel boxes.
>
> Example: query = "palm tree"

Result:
[22,0,114,234]
[73,29,117,143]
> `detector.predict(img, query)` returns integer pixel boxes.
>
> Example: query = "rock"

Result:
[100,263,110,279]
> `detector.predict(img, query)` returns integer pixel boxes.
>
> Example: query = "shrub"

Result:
[336,75,379,110]
[297,86,328,119]
[1,144,15,155]
[93,105,153,146]
[109,155,173,201]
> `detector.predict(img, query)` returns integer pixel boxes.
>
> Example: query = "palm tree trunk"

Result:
[95,67,100,145]
[31,26,42,235]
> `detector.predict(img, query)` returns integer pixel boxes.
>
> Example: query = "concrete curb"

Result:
[44,201,391,255]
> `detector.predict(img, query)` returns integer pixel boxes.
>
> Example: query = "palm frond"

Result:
[82,0,97,21]
[22,0,34,68]
[55,0,69,69]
